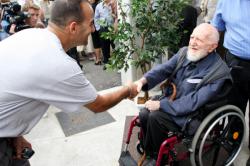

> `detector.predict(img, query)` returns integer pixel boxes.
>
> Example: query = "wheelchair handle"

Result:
[168,82,177,101]
[160,81,177,101]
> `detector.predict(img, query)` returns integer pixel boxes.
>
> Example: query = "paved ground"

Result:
[26,58,250,166]
[81,56,121,91]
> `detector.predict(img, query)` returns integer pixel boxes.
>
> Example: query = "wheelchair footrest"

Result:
[119,151,137,166]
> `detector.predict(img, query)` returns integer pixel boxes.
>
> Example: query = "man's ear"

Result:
[68,22,78,34]
[208,43,218,53]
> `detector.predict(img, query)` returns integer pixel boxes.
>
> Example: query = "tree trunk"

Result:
[137,63,150,104]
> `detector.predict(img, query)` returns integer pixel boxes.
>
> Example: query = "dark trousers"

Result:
[99,27,115,64]
[100,37,111,64]
[139,108,178,158]
[224,51,250,149]
[67,47,82,69]
[0,138,30,166]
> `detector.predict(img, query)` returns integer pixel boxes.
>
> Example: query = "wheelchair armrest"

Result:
[202,79,232,112]
[203,100,228,112]
[181,111,201,136]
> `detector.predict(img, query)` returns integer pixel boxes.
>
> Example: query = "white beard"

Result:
[187,49,208,62]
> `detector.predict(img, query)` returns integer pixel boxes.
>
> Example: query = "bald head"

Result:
[193,23,219,44]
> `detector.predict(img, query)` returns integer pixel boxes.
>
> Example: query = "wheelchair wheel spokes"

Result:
[220,116,234,138]
[202,143,220,166]
[199,113,244,166]
[219,118,244,164]
[196,132,221,166]
[190,105,246,166]
[200,138,231,166]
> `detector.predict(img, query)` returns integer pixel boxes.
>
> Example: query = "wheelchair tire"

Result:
[190,105,246,166]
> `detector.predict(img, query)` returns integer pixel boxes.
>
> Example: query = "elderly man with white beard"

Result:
[133,23,232,164]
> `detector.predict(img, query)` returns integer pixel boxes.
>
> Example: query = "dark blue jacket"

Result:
[142,50,231,127]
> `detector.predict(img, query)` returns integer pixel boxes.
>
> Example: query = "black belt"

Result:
[227,51,250,63]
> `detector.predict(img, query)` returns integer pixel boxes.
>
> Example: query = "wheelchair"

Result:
[119,83,246,166]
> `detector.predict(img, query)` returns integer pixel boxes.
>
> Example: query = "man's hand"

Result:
[12,136,32,159]
[9,24,16,34]
[126,82,139,99]
[134,77,147,93]
[145,100,160,112]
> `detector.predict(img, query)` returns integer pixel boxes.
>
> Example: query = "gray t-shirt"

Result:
[0,28,97,137]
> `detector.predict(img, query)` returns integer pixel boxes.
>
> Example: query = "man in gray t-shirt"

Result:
[0,0,138,165]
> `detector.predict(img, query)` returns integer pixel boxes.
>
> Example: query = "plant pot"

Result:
[137,91,149,104]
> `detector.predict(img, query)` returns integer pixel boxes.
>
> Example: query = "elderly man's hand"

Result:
[134,77,147,93]
[145,100,160,112]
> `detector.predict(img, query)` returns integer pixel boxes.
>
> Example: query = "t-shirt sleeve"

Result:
[39,72,97,112]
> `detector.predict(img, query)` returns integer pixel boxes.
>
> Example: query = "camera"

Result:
[1,1,31,33]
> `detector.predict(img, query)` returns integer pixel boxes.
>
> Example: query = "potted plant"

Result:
[102,0,190,103]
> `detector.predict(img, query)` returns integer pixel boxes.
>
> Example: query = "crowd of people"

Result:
[0,0,118,70]
[0,0,249,165]
[0,0,51,39]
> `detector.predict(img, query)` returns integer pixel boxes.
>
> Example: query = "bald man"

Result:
[134,23,232,163]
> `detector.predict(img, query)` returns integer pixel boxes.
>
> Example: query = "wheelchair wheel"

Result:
[190,105,246,166]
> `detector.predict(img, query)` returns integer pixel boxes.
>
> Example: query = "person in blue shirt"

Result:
[94,0,116,70]
[0,1,10,41]
[0,20,10,41]
[211,0,250,161]
[134,23,231,163]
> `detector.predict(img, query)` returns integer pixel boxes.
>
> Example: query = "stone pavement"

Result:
[81,56,121,91]
[26,91,139,166]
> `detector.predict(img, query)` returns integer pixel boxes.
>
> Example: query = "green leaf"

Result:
[103,0,190,72]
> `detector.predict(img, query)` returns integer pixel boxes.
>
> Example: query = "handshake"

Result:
[124,77,147,99]
[125,77,161,112]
